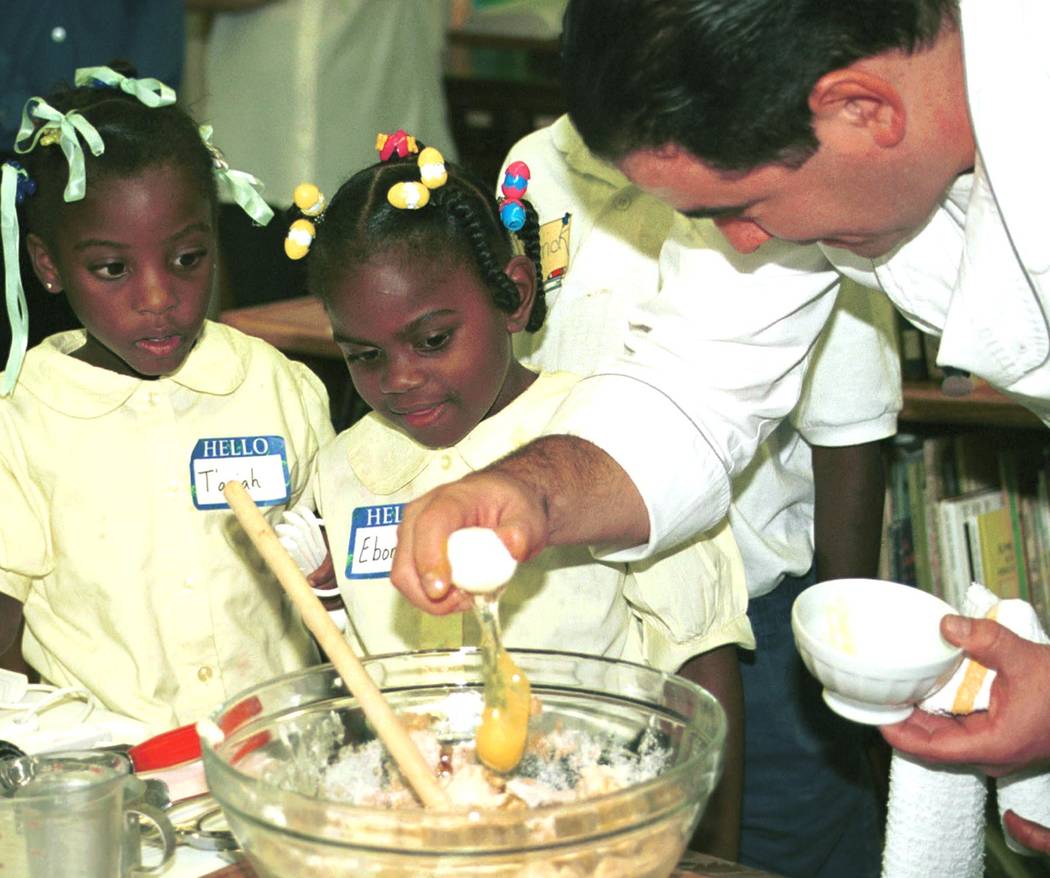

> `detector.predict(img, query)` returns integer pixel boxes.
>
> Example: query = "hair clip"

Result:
[293,182,326,217]
[284,182,327,259]
[375,129,418,162]
[417,147,447,189]
[387,181,430,210]
[498,161,531,232]
[14,98,104,203]
[2,162,37,206]
[386,145,448,211]
[198,125,274,226]
[285,218,316,260]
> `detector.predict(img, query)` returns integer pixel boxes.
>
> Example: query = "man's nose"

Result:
[713,217,772,254]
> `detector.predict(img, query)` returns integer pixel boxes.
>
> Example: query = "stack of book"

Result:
[880,431,1050,629]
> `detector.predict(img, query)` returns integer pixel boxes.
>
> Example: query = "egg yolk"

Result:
[476,650,531,773]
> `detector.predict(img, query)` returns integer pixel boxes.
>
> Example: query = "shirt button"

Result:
[613,192,632,211]
[197,665,213,682]
[440,454,453,469]
[50,26,67,43]
[184,577,194,590]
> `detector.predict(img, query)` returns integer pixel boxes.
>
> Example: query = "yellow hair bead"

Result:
[417,147,448,189]
[284,218,316,260]
[293,182,326,217]
[387,180,430,210]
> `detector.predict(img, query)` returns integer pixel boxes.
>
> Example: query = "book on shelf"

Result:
[939,488,1003,610]
[881,432,1050,629]
[965,505,1020,600]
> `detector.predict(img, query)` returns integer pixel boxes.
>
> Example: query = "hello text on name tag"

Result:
[190,435,290,510]
[345,503,404,579]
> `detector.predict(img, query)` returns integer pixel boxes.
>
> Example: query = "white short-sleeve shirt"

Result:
[508,118,900,594]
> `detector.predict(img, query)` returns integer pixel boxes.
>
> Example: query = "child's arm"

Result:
[0,593,28,675]
[678,644,744,861]
[811,440,886,581]
[275,506,344,629]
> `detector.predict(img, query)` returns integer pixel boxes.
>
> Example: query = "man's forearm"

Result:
[493,435,650,549]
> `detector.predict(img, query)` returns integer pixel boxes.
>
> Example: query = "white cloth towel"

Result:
[882,752,987,878]
[881,584,1050,875]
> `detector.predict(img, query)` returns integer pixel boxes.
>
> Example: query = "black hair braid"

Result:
[515,200,545,332]
[440,186,524,317]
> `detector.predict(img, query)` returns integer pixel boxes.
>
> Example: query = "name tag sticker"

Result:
[539,212,570,293]
[190,435,290,510]
[346,503,404,579]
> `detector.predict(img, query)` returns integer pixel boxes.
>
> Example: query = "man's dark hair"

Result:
[562,0,959,170]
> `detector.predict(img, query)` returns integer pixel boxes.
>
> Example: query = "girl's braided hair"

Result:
[307,152,545,332]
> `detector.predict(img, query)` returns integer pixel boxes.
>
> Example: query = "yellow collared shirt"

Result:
[310,371,753,671]
[0,321,335,732]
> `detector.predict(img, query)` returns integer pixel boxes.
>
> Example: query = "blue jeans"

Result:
[737,572,882,878]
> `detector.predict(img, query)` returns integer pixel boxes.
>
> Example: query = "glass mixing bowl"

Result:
[199,649,726,878]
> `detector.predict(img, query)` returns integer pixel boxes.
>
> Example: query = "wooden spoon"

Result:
[222,480,451,809]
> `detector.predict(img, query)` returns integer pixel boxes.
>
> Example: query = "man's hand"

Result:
[390,469,548,615]
[1003,809,1050,856]
[880,616,1050,777]
[390,435,649,615]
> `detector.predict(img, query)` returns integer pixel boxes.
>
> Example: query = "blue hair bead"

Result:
[500,199,526,232]
[6,162,38,205]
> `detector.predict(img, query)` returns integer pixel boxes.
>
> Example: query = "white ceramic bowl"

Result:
[791,578,964,725]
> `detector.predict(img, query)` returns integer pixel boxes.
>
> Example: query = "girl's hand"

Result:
[275,505,329,577]
[880,616,1050,777]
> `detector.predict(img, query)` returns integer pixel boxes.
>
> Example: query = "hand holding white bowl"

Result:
[792,579,964,725]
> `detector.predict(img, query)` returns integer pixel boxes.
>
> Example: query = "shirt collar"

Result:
[16,321,246,418]
[550,115,633,189]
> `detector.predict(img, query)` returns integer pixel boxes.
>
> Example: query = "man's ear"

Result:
[809,69,906,149]
[502,254,537,332]
[25,234,63,294]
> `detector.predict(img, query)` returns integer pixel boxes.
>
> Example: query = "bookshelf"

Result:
[892,385,1050,878]
[886,380,1050,631]
[901,380,1043,430]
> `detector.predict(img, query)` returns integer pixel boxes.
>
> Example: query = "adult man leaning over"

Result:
[391,0,1050,856]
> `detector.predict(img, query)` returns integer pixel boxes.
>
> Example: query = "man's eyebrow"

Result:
[679,204,749,221]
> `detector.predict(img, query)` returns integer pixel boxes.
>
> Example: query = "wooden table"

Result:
[202,850,785,878]
[221,297,369,429]
[221,296,338,360]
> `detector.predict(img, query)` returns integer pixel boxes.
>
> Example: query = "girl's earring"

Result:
[44,282,52,290]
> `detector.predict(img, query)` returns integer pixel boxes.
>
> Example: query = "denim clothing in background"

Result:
[1,2,184,147]
[738,571,882,878]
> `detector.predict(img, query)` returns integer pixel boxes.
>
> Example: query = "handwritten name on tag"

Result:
[345,503,404,579]
[190,436,290,510]
[539,212,570,291]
